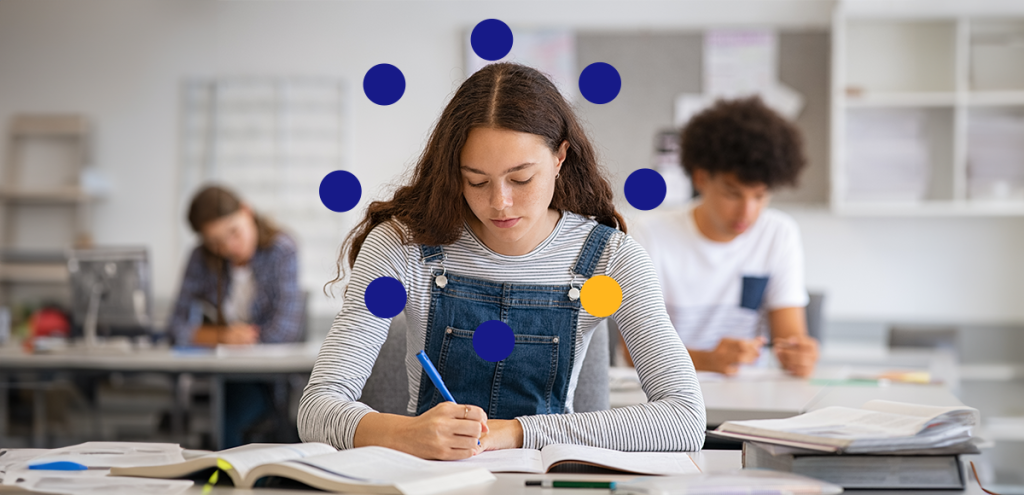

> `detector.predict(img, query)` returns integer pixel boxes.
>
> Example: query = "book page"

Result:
[444,449,545,473]
[218,442,335,480]
[295,447,485,484]
[539,445,700,475]
[724,406,932,440]
[861,400,980,426]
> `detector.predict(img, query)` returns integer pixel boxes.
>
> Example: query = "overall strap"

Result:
[419,244,445,264]
[571,223,616,278]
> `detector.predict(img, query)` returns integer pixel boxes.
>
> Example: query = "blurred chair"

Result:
[806,292,826,343]
[360,312,610,415]
[888,325,958,352]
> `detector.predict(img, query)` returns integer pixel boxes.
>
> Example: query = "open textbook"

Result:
[710,400,979,453]
[111,443,494,495]
[449,444,700,475]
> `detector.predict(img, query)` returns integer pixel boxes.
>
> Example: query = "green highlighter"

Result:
[526,480,618,489]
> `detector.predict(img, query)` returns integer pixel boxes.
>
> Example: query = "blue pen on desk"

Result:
[28,461,89,471]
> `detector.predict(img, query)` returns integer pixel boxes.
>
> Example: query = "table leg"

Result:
[32,382,46,448]
[211,375,223,451]
[0,373,8,442]
[172,373,185,442]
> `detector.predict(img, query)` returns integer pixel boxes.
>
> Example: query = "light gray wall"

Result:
[2,0,1024,324]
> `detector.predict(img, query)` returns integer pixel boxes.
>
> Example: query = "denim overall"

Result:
[414,223,615,420]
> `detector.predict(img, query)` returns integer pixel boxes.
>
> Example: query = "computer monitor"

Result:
[67,247,153,342]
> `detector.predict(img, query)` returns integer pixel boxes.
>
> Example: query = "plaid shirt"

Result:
[168,234,303,345]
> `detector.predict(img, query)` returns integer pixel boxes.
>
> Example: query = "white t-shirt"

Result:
[223,265,255,324]
[630,201,808,351]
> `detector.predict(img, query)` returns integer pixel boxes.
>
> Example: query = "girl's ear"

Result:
[557,140,569,163]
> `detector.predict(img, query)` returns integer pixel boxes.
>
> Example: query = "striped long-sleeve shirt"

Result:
[298,212,706,452]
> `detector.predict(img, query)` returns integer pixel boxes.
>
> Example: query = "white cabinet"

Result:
[831,1,1024,215]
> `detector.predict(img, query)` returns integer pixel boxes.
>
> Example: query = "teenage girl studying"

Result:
[169,185,304,447]
[298,63,706,460]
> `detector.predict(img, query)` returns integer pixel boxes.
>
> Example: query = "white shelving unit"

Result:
[832,1,1024,216]
[0,115,97,299]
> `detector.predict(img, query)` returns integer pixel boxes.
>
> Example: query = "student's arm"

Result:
[764,215,817,377]
[167,248,208,346]
[620,324,763,376]
[191,323,259,346]
[770,307,818,377]
[687,338,765,375]
[297,223,487,460]
[257,236,304,343]
[513,233,706,452]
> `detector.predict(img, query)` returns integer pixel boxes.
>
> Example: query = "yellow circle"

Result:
[580,275,622,318]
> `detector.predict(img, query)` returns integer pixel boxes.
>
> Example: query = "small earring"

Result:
[555,173,560,178]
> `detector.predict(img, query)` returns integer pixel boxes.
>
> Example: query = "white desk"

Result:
[178,451,988,495]
[0,343,319,374]
[610,365,965,426]
[0,343,319,449]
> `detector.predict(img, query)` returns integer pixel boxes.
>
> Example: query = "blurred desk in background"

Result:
[610,347,966,428]
[0,343,319,449]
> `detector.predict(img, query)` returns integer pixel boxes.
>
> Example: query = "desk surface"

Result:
[178,450,987,495]
[0,343,319,374]
[611,365,964,426]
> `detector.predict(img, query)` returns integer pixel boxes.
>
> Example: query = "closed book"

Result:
[742,441,966,490]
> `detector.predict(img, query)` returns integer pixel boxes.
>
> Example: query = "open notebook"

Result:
[710,400,980,453]
[447,444,700,475]
[110,443,494,495]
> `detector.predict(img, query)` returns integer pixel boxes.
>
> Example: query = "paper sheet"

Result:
[449,449,545,473]
[8,473,191,495]
[16,443,183,469]
[540,444,700,475]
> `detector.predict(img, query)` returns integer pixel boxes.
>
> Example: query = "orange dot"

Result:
[580,275,622,318]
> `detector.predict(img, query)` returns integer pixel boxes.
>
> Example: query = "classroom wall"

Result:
[2,0,1023,325]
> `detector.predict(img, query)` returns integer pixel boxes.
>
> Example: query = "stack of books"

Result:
[708,400,980,489]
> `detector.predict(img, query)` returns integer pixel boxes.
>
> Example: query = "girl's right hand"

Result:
[355,402,489,460]
[403,402,488,460]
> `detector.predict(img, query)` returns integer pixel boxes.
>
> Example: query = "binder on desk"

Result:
[742,441,970,490]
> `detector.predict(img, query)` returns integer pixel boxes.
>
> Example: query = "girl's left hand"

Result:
[478,419,524,451]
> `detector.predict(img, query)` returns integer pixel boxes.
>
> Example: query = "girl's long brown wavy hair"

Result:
[328,62,625,292]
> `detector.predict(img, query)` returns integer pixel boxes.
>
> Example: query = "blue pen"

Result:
[416,350,481,446]
[416,350,457,403]
[29,461,89,471]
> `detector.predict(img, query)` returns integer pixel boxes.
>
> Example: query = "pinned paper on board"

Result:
[465,29,576,101]
[675,29,805,127]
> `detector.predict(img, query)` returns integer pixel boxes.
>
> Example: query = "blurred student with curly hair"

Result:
[629,97,819,377]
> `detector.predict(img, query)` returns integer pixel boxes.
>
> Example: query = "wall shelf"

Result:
[844,91,958,107]
[832,3,1024,215]
[0,188,97,204]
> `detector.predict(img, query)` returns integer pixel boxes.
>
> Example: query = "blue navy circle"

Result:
[624,168,667,211]
[363,64,406,106]
[472,320,515,362]
[319,170,362,212]
[364,277,407,319]
[471,19,513,61]
[578,62,621,104]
